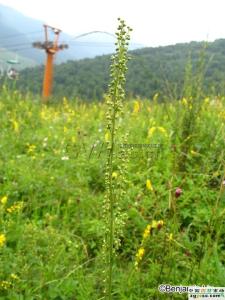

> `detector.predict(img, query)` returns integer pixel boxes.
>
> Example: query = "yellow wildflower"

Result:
[10,273,19,280]
[40,110,46,120]
[157,220,164,228]
[1,196,8,205]
[151,220,158,229]
[181,98,188,106]
[135,247,145,268]
[142,219,164,242]
[0,234,6,247]
[68,109,75,117]
[12,120,19,133]
[0,280,11,290]
[168,233,173,241]
[143,224,151,239]
[158,127,168,136]
[148,127,156,137]
[137,247,145,258]
[105,131,110,142]
[148,126,167,137]
[27,144,36,154]
[190,150,199,156]
[7,202,23,214]
[146,179,153,192]
[219,111,224,119]
[112,172,118,179]
[204,97,210,105]
[133,101,140,113]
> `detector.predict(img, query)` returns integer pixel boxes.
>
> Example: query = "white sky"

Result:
[1,0,225,46]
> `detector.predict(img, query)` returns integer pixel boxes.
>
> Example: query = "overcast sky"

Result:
[1,0,225,46]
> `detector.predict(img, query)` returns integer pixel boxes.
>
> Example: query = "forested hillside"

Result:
[18,39,225,100]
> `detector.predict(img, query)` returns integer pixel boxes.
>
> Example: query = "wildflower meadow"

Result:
[0,19,224,300]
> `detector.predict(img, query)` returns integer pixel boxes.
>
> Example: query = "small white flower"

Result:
[61,156,69,161]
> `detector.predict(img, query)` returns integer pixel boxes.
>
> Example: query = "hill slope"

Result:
[0,4,142,67]
[17,39,225,100]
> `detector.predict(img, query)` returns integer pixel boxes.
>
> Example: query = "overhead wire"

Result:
[67,30,116,41]
[0,30,42,41]
[0,29,141,50]
[0,29,141,65]
[0,30,117,50]
[0,29,116,80]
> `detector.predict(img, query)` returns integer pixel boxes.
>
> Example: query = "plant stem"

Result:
[107,107,116,300]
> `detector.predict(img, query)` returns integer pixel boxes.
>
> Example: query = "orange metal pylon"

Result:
[43,49,54,99]
[33,25,68,102]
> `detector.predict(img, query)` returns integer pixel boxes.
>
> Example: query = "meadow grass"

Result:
[0,19,224,300]
[0,82,224,299]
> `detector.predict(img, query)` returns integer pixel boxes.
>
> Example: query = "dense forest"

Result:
[16,39,225,100]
